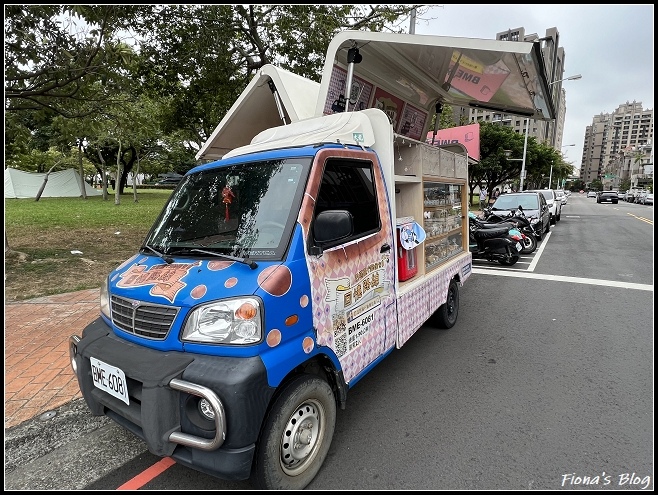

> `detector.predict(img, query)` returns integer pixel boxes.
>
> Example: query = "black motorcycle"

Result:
[468,212,522,266]
[479,206,537,254]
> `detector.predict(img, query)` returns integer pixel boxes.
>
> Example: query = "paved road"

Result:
[5,194,653,490]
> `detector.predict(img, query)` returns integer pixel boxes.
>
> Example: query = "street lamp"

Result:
[503,118,530,191]
[544,74,583,147]
[548,74,582,86]
[549,144,575,188]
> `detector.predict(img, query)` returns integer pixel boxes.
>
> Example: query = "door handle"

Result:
[380,243,391,253]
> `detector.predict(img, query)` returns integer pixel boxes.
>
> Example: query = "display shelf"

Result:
[422,180,466,271]
[394,174,422,184]
[390,139,469,286]
[425,226,462,242]
[424,232,463,272]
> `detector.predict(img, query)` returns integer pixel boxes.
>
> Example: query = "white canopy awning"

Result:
[196,65,320,161]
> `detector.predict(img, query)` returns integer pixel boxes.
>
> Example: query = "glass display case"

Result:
[423,181,465,271]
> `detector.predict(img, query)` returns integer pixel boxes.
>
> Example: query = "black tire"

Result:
[498,254,519,266]
[430,279,459,329]
[535,226,543,241]
[251,375,336,490]
[544,221,551,234]
[556,210,561,221]
[550,213,557,225]
[520,233,537,254]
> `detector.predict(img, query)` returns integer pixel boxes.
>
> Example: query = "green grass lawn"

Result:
[5,190,172,301]
[5,188,172,229]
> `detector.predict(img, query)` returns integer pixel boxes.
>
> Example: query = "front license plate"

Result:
[90,356,129,405]
[515,242,522,252]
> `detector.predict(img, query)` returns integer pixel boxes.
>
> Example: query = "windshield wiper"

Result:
[190,248,258,270]
[142,244,174,264]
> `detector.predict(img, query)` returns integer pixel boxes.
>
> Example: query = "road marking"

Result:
[117,457,176,490]
[472,268,653,291]
[527,231,551,271]
[627,212,653,225]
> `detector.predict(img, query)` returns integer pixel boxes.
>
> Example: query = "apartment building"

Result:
[579,101,654,190]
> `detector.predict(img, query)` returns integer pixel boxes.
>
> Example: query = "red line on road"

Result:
[117,457,176,490]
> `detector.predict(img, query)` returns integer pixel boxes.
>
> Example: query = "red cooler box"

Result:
[396,217,424,282]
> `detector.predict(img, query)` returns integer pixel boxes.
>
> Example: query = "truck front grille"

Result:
[110,295,179,340]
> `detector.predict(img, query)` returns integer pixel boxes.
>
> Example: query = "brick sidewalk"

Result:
[4,289,100,429]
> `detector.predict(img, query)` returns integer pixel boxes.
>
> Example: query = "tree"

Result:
[465,121,570,202]
[620,178,631,192]
[132,5,426,152]
[589,179,603,191]
[5,5,146,117]
[469,122,529,202]
[6,5,425,184]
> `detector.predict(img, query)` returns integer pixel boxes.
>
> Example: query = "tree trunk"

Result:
[133,152,140,203]
[114,139,122,205]
[78,140,87,199]
[35,163,59,201]
[97,150,108,201]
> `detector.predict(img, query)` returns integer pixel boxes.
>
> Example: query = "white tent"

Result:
[5,168,101,199]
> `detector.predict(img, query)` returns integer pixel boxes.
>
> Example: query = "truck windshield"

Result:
[144,158,311,261]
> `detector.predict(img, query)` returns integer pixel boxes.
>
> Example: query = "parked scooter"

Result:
[478,206,537,254]
[468,212,522,266]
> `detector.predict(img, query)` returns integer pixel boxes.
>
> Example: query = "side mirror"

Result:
[309,210,353,254]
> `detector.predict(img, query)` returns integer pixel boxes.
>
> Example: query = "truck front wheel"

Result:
[251,374,336,490]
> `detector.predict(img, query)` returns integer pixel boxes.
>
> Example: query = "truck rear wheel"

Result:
[251,374,336,490]
[431,279,459,329]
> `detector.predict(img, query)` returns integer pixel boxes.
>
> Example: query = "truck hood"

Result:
[109,254,281,307]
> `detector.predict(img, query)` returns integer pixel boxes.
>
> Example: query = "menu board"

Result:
[322,64,374,115]
[397,103,428,141]
[371,87,405,130]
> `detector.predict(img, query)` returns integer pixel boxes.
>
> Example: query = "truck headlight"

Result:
[100,277,111,319]
[182,297,262,344]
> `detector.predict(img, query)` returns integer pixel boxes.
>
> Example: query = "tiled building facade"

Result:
[580,101,653,190]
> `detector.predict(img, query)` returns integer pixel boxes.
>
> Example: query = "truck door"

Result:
[298,148,396,384]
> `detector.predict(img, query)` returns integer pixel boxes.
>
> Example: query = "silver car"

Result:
[555,189,568,205]
[525,189,561,224]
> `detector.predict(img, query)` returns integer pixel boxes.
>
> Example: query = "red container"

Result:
[396,220,418,282]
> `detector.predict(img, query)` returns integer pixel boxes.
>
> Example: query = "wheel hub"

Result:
[280,401,322,474]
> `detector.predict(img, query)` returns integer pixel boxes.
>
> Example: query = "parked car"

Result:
[488,191,551,240]
[639,191,653,205]
[154,176,183,186]
[526,189,561,224]
[555,189,568,205]
[618,191,627,201]
[587,190,597,198]
[596,190,618,204]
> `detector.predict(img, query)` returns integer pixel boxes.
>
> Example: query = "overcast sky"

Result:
[413,4,654,170]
